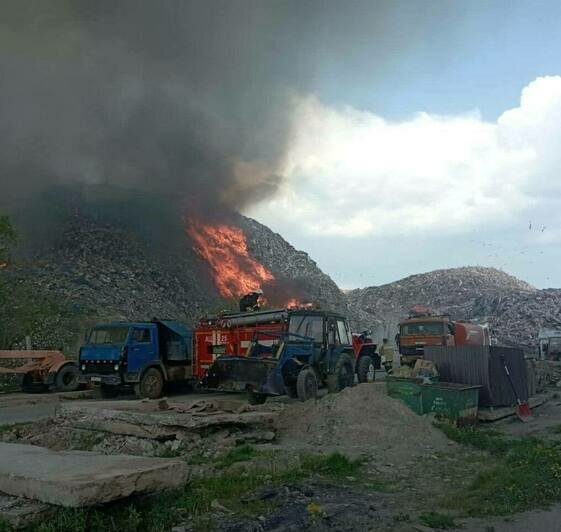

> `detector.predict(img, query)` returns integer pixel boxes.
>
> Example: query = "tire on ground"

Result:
[326,353,355,393]
[247,390,268,405]
[55,364,80,392]
[285,384,298,399]
[21,373,47,394]
[296,367,318,402]
[137,367,164,399]
[356,354,376,384]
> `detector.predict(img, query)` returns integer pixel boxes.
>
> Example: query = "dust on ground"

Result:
[276,383,450,461]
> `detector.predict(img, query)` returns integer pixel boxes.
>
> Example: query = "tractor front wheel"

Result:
[296,367,318,402]
[327,353,355,393]
[356,355,376,384]
[137,368,164,399]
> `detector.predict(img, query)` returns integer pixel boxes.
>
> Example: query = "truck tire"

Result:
[21,373,47,394]
[247,390,267,405]
[55,364,79,392]
[137,368,164,399]
[296,367,318,401]
[356,355,376,384]
[286,384,298,399]
[327,353,355,393]
[100,384,119,399]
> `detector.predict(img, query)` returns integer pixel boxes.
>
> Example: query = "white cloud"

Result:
[247,76,561,238]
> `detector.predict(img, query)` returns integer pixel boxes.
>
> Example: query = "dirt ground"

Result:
[1,384,561,531]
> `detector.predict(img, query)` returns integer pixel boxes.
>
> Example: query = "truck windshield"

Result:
[401,322,444,336]
[88,327,129,345]
[288,315,324,343]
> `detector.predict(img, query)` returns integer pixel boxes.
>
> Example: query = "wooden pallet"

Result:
[478,394,547,422]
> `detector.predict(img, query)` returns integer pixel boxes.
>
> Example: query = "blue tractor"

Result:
[204,310,366,403]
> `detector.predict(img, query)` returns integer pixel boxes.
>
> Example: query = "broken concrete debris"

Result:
[0,492,53,529]
[0,442,188,507]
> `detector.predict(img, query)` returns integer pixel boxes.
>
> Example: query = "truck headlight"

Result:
[81,364,86,371]
[114,364,119,371]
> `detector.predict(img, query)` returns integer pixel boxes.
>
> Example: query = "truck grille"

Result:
[83,362,117,374]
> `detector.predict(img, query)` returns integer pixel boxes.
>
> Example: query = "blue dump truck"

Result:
[79,319,192,399]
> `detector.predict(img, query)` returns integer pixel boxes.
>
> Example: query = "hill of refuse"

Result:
[347,266,561,350]
[5,210,348,351]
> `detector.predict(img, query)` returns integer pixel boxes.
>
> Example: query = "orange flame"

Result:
[286,298,300,308]
[186,218,275,299]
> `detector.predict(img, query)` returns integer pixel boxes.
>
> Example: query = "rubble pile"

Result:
[239,216,349,315]
[2,398,278,461]
[276,383,449,460]
[10,213,350,349]
[15,218,218,329]
[348,266,561,349]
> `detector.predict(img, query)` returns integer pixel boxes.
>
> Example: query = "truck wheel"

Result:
[55,364,79,392]
[248,390,267,405]
[138,368,164,399]
[100,384,119,399]
[327,353,355,393]
[296,368,318,402]
[21,373,47,394]
[356,355,376,384]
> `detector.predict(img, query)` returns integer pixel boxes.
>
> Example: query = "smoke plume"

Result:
[0,1,313,224]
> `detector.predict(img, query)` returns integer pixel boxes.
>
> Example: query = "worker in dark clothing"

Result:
[239,290,264,312]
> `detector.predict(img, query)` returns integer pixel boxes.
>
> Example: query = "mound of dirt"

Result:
[276,383,449,460]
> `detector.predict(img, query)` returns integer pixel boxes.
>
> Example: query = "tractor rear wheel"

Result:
[137,368,164,399]
[356,355,376,384]
[327,353,355,393]
[296,367,318,401]
[247,390,268,405]
[55,364,80,392]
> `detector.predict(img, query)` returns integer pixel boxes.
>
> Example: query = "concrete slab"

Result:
[0,443,188,507]
[0,492,54,529]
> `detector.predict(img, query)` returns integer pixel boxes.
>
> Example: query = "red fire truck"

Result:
[195,307,380,384]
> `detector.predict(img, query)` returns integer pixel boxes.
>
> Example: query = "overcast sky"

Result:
[247,1,561,290]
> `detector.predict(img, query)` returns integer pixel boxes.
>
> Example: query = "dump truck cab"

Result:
[397,311,489,365]
[79,319,192,398]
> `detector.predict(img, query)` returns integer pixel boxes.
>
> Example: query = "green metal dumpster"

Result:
[386,377,480,426]
[385,376,425,415]
[421,382,480,427]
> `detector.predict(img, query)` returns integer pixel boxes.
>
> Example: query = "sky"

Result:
[247,1,561,290]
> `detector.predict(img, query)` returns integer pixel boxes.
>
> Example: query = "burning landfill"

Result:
[2,2,561,532]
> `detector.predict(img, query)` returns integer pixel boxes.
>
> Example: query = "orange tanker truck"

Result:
[396,306,490,365]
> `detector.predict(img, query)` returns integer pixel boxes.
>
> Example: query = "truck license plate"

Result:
[90,377,101,383]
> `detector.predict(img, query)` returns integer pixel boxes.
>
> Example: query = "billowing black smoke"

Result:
[0,1,311,232]
[0,0,407,247]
